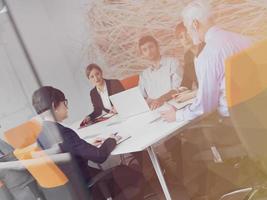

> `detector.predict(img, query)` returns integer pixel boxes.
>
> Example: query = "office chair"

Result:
[0,180,14,200]
[220,38,267,199]
[180,39,267,199]
[4,119,42,149]
[120,74,139,90]
[4,120,112,200]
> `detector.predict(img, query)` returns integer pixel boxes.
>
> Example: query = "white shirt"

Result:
[139,56,183,99]
[97,81,112,111]
[176,26,253,121]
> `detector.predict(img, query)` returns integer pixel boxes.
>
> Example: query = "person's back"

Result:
[196,26,252,116]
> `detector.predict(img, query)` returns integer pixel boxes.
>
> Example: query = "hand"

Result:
[92,137,105,147]
[175,90,196,103]
[109,106,117,114]
[109,133,122,143]
[160,105,177,122]
[178,86,189,93]
[148,98,164,110]
[80,116,91,127]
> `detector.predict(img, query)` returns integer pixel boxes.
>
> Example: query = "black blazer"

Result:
[37,121,116,182]
[89,79,124,119]
[180,50,198,89]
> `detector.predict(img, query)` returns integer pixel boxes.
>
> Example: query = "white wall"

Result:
[0,0,95,137]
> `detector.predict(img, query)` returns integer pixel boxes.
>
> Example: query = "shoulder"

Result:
[90,87,97,96]
[140,67,151,77]
[106,79,120,84]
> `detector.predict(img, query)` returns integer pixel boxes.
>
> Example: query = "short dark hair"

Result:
[85,63,103,79]
[175,22,187,35]
[138,35,159,49]
[32,86,66,114]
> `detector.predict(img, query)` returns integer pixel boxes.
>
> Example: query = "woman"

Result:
[82,64,124,125]
[174,22,205,103]
[32,86,145,200]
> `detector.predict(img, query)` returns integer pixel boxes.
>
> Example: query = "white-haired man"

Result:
[161,0,254,197]
[161,0,252,123]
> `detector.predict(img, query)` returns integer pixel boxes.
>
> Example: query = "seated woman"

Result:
[32,86,146,200]
[82,64,124,125]
[173,22,205,103]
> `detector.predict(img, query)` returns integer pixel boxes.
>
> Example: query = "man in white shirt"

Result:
[161,0,252,122]
[138,35,183,110]
[160,0,254,197]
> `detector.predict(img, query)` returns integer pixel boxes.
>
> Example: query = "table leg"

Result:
[147,146,172,200]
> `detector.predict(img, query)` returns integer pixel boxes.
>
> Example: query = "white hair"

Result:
[181,0,213,27]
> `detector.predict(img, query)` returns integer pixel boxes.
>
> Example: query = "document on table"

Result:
[167,98,195,110]
[84,132,131,147]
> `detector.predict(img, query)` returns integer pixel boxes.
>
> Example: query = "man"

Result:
[161,0,253,198]
[138,35,183,110]
[161,0,252,123]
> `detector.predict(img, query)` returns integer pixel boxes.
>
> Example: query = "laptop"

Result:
[110,87,150,119]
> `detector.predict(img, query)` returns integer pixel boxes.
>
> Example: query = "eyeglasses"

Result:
[63,99,68,107]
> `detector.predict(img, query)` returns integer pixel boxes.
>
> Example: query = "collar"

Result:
[205,26,220,43]
[97,80,107,94]
[150,57,162,72]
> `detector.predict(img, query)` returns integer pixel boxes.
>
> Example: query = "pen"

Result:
[113,132,119,136]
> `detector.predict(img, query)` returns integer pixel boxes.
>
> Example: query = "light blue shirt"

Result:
[176,26,253,121]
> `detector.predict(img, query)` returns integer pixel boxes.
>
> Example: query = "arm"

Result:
[176,54,221,121]
[138,73,148,99]
[159,57,182,101]
[61,128,117,164]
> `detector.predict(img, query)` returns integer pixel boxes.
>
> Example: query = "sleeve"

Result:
[60,128,117,164]
[176,54,221,122]
[169,58,183,90]
[88,90,102,119]
[138,72,148,98]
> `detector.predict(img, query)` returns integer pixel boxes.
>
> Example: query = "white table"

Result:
[70,105,192,200]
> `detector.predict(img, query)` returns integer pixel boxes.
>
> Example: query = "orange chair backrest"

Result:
[120,75,139,90]
[4,120,42,149]
[14,145,68,188]
[225,39,267,108]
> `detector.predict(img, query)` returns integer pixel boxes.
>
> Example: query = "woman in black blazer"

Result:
[82,64,124,125]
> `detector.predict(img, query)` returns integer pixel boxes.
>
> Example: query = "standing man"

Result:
[161,0,252,123]
[161,0,253,198]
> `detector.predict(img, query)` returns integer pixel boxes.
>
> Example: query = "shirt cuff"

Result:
[175,109,184,122]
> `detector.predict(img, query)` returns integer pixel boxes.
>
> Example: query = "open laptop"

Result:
[109,87,160,122]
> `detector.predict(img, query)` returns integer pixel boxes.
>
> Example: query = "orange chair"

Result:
[13,145,90,200]
[120,74,139,90]
[4,120,41,149]
[221,39,267,199]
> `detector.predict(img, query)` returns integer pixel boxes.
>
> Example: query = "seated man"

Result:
[137,36,187,188]
[138,35,183,110]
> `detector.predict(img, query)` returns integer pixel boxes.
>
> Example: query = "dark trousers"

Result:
[88,165,145,200]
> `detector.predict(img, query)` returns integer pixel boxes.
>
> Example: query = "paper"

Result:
[167,98,195,110]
